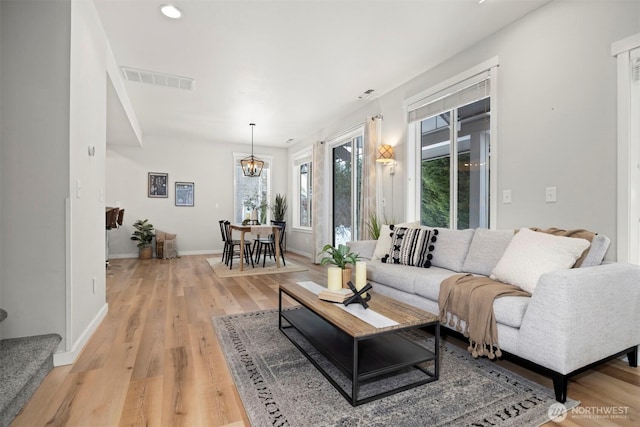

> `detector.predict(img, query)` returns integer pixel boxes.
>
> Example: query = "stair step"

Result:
[0,334,61,427]
[0,310,6,323]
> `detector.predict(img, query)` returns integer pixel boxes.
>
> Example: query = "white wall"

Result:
[0,1,4,340]
[68,0,109,357]
[106,136,289,257]
[287,0,640,261]
[0,0,115,363]
[0,0,70,342]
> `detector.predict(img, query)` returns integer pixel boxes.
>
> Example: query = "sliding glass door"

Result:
[332,134,363,245]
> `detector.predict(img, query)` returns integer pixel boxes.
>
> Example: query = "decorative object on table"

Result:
[318,287,354,303]
[320,244,360,288]
[243,194,260,225]
[326,266,342,291]
[355,261,368,298]
[130,219,155,259]
[174,181,194,206]
[240,123,264,177]
[148,172,168,198]
[343,281,372,309]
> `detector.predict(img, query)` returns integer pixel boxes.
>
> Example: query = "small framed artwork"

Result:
[175,182,194,207]
[148,172,168,198]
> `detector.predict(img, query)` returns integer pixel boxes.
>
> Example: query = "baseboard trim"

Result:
[53,303,108,366]
[109,250,223,259]
[285,248,312,259]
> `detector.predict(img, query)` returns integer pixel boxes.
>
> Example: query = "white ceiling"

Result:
[95,0,549,148]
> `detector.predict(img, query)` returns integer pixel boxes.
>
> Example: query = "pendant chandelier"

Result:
[240,123,264,177]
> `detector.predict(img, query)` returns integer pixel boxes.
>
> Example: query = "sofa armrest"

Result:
[346,240,376,261]
[517,262,640,374]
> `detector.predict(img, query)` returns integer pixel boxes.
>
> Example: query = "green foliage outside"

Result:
[421,152,471,229]
[421,157,450,228]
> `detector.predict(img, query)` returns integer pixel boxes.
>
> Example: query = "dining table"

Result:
[229,223,282,271]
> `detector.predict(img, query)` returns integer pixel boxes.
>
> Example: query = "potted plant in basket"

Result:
[131,219,155,259]
[320,244,360,288]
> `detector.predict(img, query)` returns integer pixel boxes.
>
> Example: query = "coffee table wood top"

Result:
[279,282,438,338]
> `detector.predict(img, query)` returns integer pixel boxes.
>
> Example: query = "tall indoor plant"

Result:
[271,193,288,222]
[130,219,155,259]
[320,244,360,287]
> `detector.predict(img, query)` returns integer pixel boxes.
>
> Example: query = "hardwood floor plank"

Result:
[118,377,163,427]
[10,254,639,427]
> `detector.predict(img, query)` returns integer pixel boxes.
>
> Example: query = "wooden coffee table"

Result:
[278,281,439,406]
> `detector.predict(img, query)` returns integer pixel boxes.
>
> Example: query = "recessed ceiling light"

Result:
[160,4,182,19]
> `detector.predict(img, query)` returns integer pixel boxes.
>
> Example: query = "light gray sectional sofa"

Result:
[348,227,640,402]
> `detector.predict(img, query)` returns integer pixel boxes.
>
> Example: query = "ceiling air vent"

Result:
[357,89,376,100]
[121,66,195,91]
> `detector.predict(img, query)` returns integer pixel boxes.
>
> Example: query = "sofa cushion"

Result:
[490,228,590,293]
[462,229,514,276]
[413,267,460,301]
[430,228,475,272]
[382,227,437,268]
[367,261,420,294]
[493,296,530,329]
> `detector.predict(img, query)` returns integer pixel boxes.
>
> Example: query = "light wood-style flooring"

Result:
[11,254,640,426]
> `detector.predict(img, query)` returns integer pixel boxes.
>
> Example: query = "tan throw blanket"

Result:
[439,274,530,359]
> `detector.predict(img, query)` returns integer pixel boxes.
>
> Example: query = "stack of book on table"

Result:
[318,288,354,303]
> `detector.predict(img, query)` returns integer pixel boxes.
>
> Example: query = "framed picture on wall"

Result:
[148,172,168,198]
[175,182,194,207]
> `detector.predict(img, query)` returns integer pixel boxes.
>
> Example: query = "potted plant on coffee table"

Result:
[320,244,360,288]
[131,219,155,259]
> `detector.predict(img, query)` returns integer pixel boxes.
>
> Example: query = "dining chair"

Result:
[253,221,286,267]
[218,220,229,265]
[223,221,254,269]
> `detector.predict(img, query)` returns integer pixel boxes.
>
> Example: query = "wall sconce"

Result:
[376,144,394,164]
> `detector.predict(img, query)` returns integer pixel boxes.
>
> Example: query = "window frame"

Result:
[291,147,313,232]
[404,57,499,229]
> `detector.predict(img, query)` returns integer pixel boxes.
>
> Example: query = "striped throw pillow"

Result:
[382,226,437,268]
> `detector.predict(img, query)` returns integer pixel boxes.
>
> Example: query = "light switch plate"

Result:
[546,187,557,203]
[503,189,512,204]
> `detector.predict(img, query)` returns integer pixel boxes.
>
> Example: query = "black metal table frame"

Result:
[278,287,440,406]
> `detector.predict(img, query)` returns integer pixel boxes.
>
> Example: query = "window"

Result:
[405,59,498,229]
[233,153,273,224]
[292,148,313,230]
[330,128,363,245]
[420,97,490,228]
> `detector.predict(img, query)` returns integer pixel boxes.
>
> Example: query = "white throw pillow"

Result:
[490,228,590,293]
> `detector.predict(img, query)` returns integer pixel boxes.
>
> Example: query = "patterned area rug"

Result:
[213,309,579,427]
[206,256,308,277]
